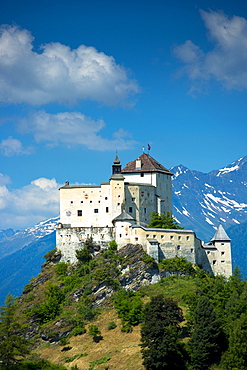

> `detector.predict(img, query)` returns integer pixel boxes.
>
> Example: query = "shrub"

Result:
[114,289,144,327]
[69,325,86,337]
[89,356,111,370]
[108,240,117,251]
[107,321,117,330]
[142,253,158,269]
[56,262,68,276]
[44,248,57,261]
[159,256,196,275]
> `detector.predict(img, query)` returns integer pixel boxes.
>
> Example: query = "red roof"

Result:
[121,153,173,175]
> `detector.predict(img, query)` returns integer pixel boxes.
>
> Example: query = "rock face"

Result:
[118,244,160,291]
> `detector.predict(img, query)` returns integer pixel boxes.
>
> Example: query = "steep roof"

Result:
[112,211,136,222]
[121,153,173,175]
[211,224,231,242]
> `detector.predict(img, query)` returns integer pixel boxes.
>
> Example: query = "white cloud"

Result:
[173,10,247,91]
[0,25,139,106]
[0,175,60,230]
[0,136,33,156]
[19,110,137,150]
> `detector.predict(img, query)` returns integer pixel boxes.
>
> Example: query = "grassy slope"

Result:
[34,276,197,370]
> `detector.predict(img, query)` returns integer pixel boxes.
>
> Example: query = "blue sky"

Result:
[1,0,247,230]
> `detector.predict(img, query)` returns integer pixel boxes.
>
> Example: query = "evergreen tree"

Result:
[188,296,226,370]
[0,294,29,368]
[140,295,185,369]
[221,314,247,370]
[148,212,183,229]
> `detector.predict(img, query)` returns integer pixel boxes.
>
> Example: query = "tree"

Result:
[148,212,184,229]
[0,294,29,367]
[188,296,226,370]
[221,314,247,370]
[140,295,185,369]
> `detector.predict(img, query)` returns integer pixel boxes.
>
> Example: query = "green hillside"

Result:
[1,241,247,369]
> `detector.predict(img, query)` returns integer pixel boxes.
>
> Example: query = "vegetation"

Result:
[141,295,185,369]
[4,242,247,370]
[148,211,184,229]
[0,294,29,367]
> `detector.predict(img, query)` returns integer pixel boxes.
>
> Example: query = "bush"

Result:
[159,256,196,275]
[107,321,117,330]
[142,253,158,269]
[108,240,117,251]
[56,262,68,276]
[114,289,144,327]
[69,325,86,337]
[44,248,57,261]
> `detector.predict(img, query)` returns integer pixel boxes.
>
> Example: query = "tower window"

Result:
[177,245,181,250]
[105,197,108,200]
[94,209,99,213]
[70,201,73,204]
[141,173,144,177]
[221,251,225,256]
[144,208,147,213]
[129,207,132,213]
[106,207,109,213]
[77,210,82,217]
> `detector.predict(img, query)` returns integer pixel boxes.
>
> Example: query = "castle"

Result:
[56,153,232,278]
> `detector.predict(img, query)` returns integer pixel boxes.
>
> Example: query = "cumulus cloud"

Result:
[0,175,60,230]
[173,10,247,91]
[0,136,33,156]
[19,110,137,150]
[0,25,139,106]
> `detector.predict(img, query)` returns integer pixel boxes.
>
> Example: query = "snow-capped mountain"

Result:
[0,216,59,260]
[172,156,247,241]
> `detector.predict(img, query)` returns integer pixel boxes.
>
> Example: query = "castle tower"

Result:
[121,153,173,222]
[211,224,232,278]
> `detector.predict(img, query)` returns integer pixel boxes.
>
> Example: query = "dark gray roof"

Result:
[211,224,231,242]
[112,211,135,222]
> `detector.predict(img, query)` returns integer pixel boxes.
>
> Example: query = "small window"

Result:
[77,210,82,217]
[221,260,225,263]
[178,236,181,240]
[81,200,83,203]
[161,235,164,239]
[129,207,132,213]
[105,197,108,200]
[221,243,224,245]
[135,237,138,241]
[191,248,194,253]
[146,234,149,238]
[186,236,190,241]
[118,195,121,198]
[119,234,122,238]
[221,251,225,256]
[170,236,174,240]
[144,208,147,213]
[98,200,100,203]
[213,260,217,265]
[132,197,136,202]
[207,251,210,255]
[153,235,156,239]
[90,200,92,203]
[70,201,73,204]
[94,209,99,213]
[117,203,120,206]
[141,173,144,177]
[177,245,181,250]
[106,207,109,213]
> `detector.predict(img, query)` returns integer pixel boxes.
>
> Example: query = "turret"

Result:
[112,154,122,175]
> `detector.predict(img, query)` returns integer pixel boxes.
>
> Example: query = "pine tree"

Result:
[148,212,183,229]
[188,296,226,370]
[220,314,247,370]
[0,294,29,367]
[140,295,185,369]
